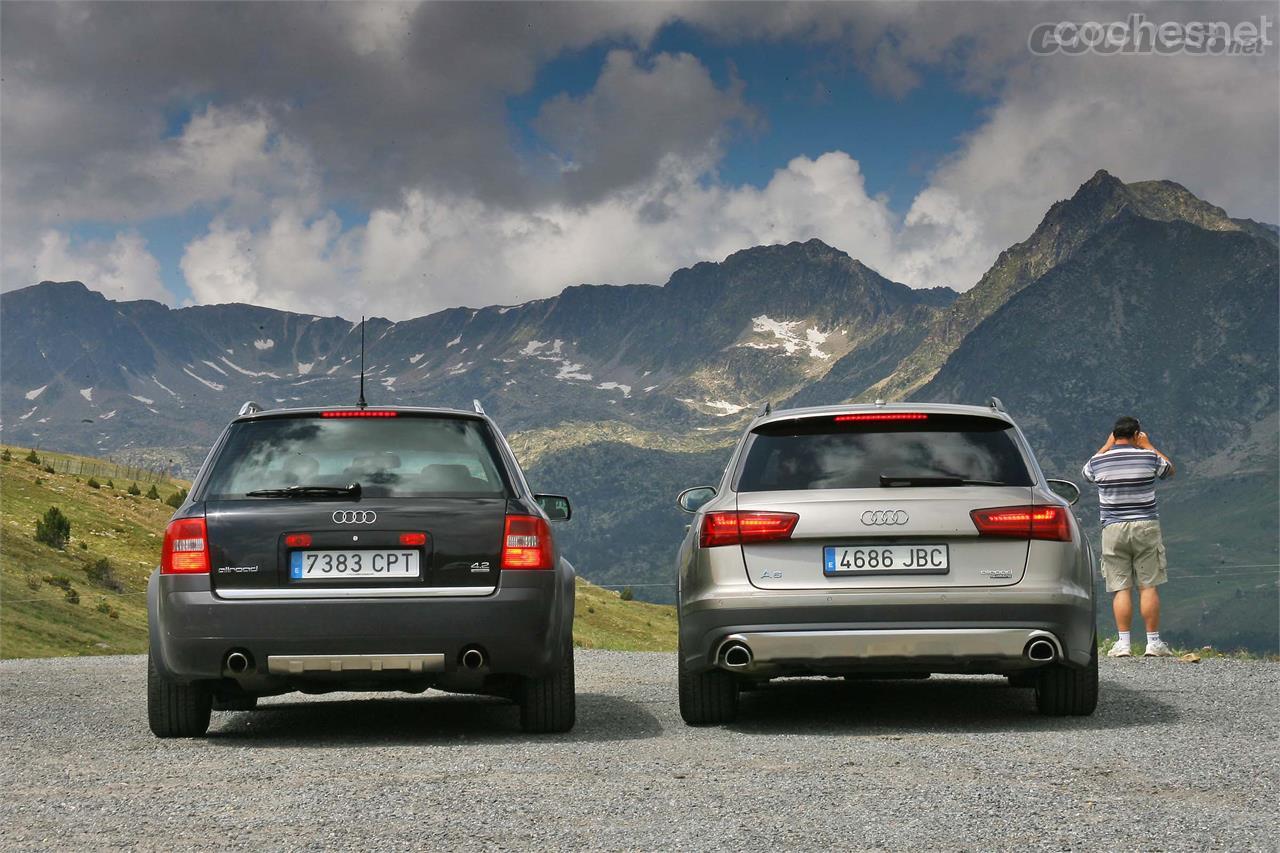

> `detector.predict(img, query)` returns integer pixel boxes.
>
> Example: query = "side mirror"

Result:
[1046,479,1080,506]
[535,494,572,521]
[677,486,717,514]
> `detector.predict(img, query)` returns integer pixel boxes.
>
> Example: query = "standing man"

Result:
[1082,416,1176,658]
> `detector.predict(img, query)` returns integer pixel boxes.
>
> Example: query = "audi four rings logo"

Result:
[861,509,909,525]
[332,510,377,524]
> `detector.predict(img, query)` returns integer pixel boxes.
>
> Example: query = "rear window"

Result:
[201,415,510,499]
[736,414,1032,492]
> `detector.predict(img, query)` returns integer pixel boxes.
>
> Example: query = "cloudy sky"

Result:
[2,1,1276,319]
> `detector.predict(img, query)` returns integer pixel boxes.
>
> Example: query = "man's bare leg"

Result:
[1139,586,1160,632]
[1113,589,1133,632]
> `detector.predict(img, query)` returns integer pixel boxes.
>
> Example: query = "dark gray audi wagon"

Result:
[148,403,575,736]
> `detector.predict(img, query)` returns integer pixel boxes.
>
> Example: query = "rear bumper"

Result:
[679,582,1095,673]
[149,566,573,685]
[714,628,1063,675]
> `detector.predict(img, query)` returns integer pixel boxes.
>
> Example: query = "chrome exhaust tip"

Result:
[1026,639,1057,662]
[460,648,486,670]
[225,651,251,674]
[722,642,753,669]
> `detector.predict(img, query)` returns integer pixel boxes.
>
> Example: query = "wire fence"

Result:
[5,445,180,487]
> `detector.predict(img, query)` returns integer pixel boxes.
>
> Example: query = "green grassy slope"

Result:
[0,445,676,658]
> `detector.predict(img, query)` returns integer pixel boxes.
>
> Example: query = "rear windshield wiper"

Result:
[879,474,1005,487]
[244,483,362,499]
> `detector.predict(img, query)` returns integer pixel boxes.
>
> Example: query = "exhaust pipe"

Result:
[722,642,753,669]
[225,651,251,674]
[461,648,486,670]
[1026,639,1057,662]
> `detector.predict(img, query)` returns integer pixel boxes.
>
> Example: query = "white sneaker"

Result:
[1144,640,1176,657]
[1107,642,1132,658]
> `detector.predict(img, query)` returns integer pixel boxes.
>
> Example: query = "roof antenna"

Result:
[357,316,367,409]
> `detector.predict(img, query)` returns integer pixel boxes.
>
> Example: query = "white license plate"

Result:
[290,550,420,580]
[823,544,949,574]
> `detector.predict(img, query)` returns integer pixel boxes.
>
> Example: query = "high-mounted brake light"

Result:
[321,410,397,418]
[399,532,428,547]
[700,511,799,548]
[501,515,554,570]
[971,506,1071,542]
[161,517,211,574]
[834,412,929,423]
[284,533,312,548]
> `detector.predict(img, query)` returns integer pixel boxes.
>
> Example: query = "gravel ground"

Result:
[1,652,1277,851]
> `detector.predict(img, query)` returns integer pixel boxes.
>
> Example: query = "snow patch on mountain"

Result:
[152,377,179,398]
[555,361,591,382]
[446,336,462,348]
[183,368,225,392]
[20,407,36,420]
[80,387,93,402]
[297,362,313,376]
[253,339,274,350]
[597,382,631,397]
[740,316,831,359]
[100,410,117,420]
[520,340,548,356]
[409,353,425,364]
[220,357,280,378]
[130,394,155,405]
[24,385,47,400]
[201,360,229,376]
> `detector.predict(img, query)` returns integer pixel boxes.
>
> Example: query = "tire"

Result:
[519,643,575,733]
[212,695,258,712]
[1035,639,1099,716]
[147,649,212,737]
[678,650,739,725]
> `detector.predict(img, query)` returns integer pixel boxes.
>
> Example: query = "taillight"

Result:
[501,515,554,570]
[700,511,799,548]
[321,410,397,418]
[284,533,312,548]
[971,506,1071,542]
[399,532,427,547]
[161,517,211,574]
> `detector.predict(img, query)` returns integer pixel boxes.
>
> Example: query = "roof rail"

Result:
[238,401,263,417]
[472,399,486,415]
[987,396,1006,413]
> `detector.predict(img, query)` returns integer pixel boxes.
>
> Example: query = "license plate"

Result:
[290,550,420,580]
[823,544,949,575]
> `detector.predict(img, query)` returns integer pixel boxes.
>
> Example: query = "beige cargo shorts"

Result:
[1101,519,1168,593]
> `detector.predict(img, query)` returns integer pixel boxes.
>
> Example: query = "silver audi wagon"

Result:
[675,400,1097,724]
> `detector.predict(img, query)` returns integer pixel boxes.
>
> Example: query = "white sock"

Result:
[1118,631,1131,646]
[1147,632,1161,644]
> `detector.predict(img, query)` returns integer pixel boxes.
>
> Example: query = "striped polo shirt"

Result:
[1081,446,1171,526]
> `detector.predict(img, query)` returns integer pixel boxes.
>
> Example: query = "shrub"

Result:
[165,487,189,508]
[78,541,88,550]
[106,479,115,489]
[1,448,11,461]
[64,587,80,605]
[87,477,101,489]
[127,482,141,496]
[24,449,40,464]
[25,576,40,591]
[43,574,73,591]
[43,465,55,474]
[145,484,161,500]
[620,586,635,601]
[34,477,43,486]
[35,506,71,549]
[95,598,118,619]
[85,557,125,593]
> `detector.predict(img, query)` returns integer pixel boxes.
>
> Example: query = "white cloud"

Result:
[24,230,171,302]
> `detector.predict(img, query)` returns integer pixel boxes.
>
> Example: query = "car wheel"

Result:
[519,643,575,734]
[147,649,212,737]
[678,649,739,725]
[212,694,259,712]
[1034,638,1099,716]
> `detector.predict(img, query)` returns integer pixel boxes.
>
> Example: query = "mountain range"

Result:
[3,169,1277,650]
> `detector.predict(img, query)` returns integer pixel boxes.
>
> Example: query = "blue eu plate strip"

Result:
[823,547,837,575]
[290,552,303,579]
